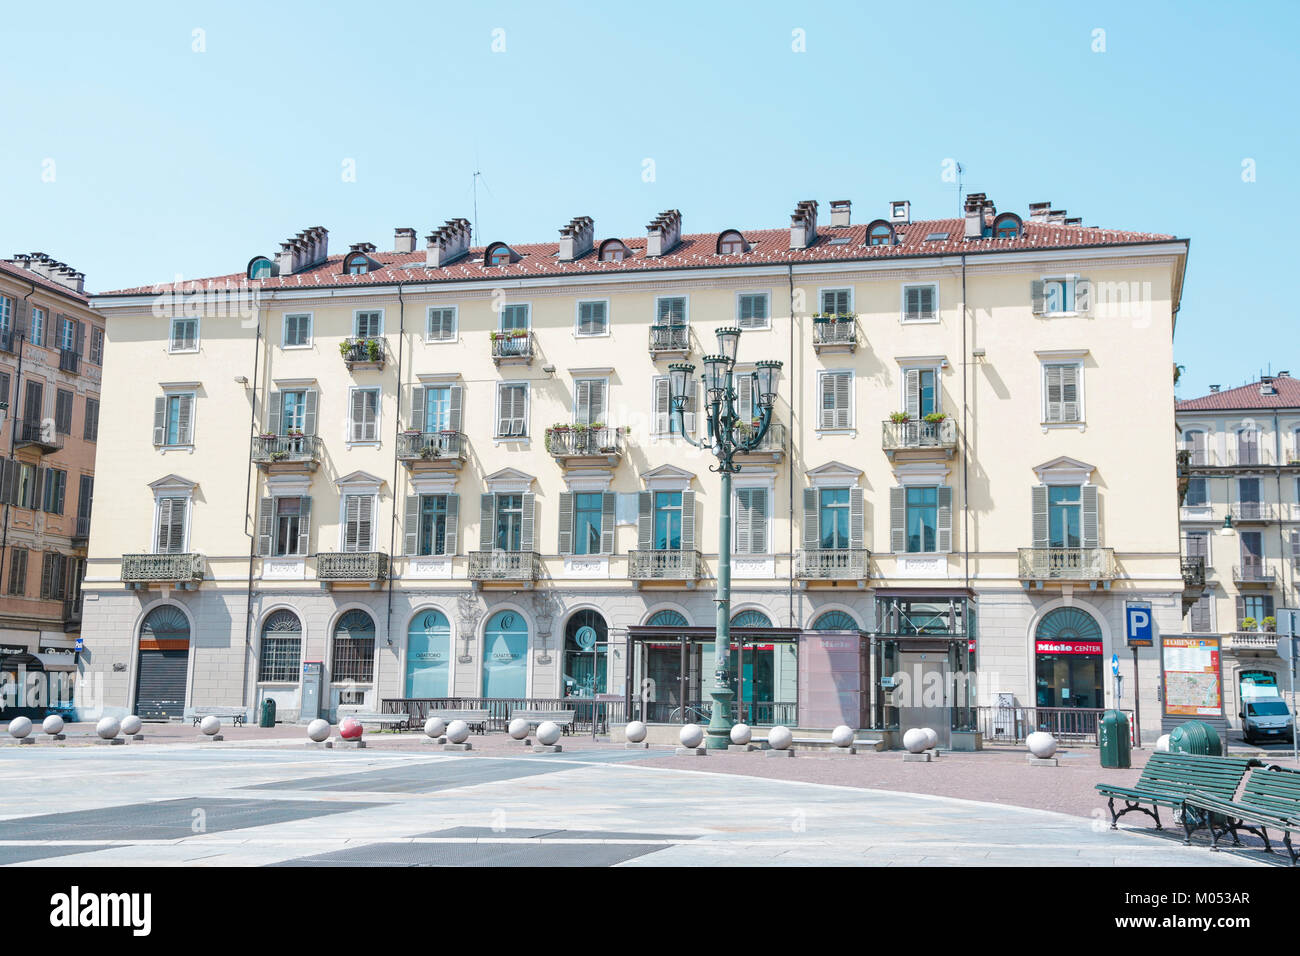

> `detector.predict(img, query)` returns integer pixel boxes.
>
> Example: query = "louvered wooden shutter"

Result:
[448,386,463,432]
[344,496,360,552]
[296,496,312,556]
[637,492,653,549]
[680,491,696,550]
[737,375,754,422]
[267,391,281,436]
[735,489,752,554]
[575,381,591,426]
[802,488,819,551]
[357,495,374,551]
[1031,485,1049,548]
[820,375,836,429]
[905,369,921,419]
[177,394,193,444]
[654,379,670,434]
[74,321,85,355]
[1190,596,1210,632]
[1059,365,1080,422]
[600,492,615,554]
[1081,485,1099,548]
[1075,277,1092,313]
[1045,365,1062,421]
[889,487,906,552]
[153,397,166,445]
[557,492,574,554]
[404,495,420,555]
[155,498,170,552]
[521,493,536,552]
[256,497,273,556]
[479,494,495,550]
[1030,280,1046,314]
[684,382,699,434]
[410,386,426,432]
[750,489,768,553]
[834,374,850,428]
[443,494,459,555]
[936,486,953,553]
[303,389,318,436]
[850,487,865,550]
[40,552,54,600]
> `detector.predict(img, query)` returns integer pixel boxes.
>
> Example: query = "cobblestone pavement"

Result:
[0,724,1282,867]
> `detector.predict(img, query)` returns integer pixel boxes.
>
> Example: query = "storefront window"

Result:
[1034,607,1103,708]
[482,610,527,697]
[563,610,607,698]
[406,609,450,697]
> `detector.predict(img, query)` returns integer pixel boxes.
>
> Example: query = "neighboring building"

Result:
[0,253,103,701]
[82,196,1188,742]
[1177,373,1300,734]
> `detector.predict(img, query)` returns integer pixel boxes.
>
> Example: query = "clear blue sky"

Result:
[2,1,1295,398]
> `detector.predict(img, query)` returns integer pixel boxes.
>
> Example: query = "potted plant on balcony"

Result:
[338,340,354,359]
[1263,616,1277,632]
[923,411,948,424]
[1240,617,1258,632]
[889,411,910,424]
[366,339,382,362]
[418,444,440,460]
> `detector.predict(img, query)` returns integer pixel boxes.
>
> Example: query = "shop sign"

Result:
[1035,640,1103,656]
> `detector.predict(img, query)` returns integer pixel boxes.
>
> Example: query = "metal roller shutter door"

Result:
[135,649,188,720]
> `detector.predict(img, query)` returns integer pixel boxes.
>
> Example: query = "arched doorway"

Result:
[406,609,451,697]
[135,605,191,719]
[258,610,302,682]
[482,610,528,697]
[1034,607,1104,708]
[562,610,607,698]
[812,610,857,630]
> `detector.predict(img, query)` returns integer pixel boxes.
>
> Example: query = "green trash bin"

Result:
[1168,719,1223,756]
[258,697,276,728]
[1098,709,1131,768]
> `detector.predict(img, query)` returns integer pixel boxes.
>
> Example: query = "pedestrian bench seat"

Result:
[190,708,246,727]
[1181,767,1300,864]
[347,713,410,732]
[509,709,575,735]
[1095,751,1257,831]
[429,709,491,734]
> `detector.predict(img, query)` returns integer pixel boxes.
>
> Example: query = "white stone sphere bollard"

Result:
[508,718,531,740]
[903,728,929,753]
[42,714,65,736]
[424,717,447,739]
[446,719,470,744]
[536,721,562,747]
[768,725,793,750]
[679,723,704,749]
[921,727,939,750]
[1026,731,1058,759]
[1155,733,1171,753]
[625,720,648,743]
[831,724,855,748]
[8,716,32,739]
[730,723,752,745]
[96,716,121,740]
[199,715,222,736]
[306,718,331,742]
[121,715,142,736]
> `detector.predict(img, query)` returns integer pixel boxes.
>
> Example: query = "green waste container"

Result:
[258,698,276,728]
[1098,709,1131,768]
[1168,719,1223,756]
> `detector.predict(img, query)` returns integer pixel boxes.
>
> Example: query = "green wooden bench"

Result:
[1181,766,1300,864]
[1095,752,1258,831]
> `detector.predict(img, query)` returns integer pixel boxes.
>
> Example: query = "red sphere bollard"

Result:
[339,717,363,740]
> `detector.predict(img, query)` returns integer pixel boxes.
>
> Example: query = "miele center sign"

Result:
[1035,640,1104,656]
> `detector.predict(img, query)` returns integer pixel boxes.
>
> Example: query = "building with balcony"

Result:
[79,196,1187,740]
[1177,373,1300,733]
[0,254,102,688]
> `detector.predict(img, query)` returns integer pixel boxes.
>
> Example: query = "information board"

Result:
[1160,636,1223,717]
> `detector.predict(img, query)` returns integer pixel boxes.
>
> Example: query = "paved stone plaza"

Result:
[0,728,1285,867]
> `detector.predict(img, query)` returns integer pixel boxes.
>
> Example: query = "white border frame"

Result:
[1039,358,1086,428]
[816,285,854,315]
[494,380,530,441]
[734,290,772,330]
[167,315,200,354]
[574,298,611,338]
[281,310,313,349]
[425,304,458,344]
[899,281,940,324]
[653,293,690,328]
[352,307,384,338]
[815,369,855,433]
[478,604,534,698]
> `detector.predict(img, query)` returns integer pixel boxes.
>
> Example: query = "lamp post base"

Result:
[705,688,734,750]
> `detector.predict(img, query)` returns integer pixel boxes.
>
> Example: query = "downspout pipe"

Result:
[787,263,795,627]
[383,282,406,697]
[240,297,263,711]
[961,253,970,591]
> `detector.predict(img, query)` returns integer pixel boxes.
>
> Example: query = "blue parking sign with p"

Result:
[1125,603,1153,646]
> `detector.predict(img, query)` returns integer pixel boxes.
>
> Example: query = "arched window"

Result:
[646,609,688,627]
[141,605,190,642]
[731,609,772,628]
[812,610,857,631]
[406,608,451,697]
[563,609,608,697]
[332,609,375,683]
[247,257,276,280]
[343,253,373,275]
[1034,607,1104,708]
[598,239,628,262]
[993,213,1022,239]
[258,609,302,682]
[866,221,895,246]
[485,243,515,267]
[716,230,746,255]
[482,610,528,697]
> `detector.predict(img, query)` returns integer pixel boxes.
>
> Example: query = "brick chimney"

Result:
[963,193,987,239]
[276,226,328,275]
[425,218,472,268]
[1047,209,1067,224]
[789,200,818,249]
[645,209,683,257]
[889,200,911,224]
[394,227,417,254]
[7,252,85,293]
[1028,202,1051,221]
[558,215,595,261]
[829,200,851,227]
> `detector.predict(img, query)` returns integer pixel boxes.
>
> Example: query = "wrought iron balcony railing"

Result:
[1018,547,1116,582]
[316,551,389,582]
[396,430,468,464]
[1233,562,1275,585]
[812,316,856,352]
[1181,556,1206,589]
[251,434,323,468]
[628,549,702,581]
[544,426,624,463]
[121,552,204,584]
[648,324,690,354]
[490,332,534,364]
[881,418,958,456]
[795,548,870,580]
[734,421,786,458]
[72,515,91,544]
[341,337,385,369]
[1182,447,1275,467]
[12,418,63,453]
[468,550,541,582]
[1229,501,1275,522]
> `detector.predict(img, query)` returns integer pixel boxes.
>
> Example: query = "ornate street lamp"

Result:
[668,328,782,749]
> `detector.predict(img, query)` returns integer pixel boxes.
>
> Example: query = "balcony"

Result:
[490,331,534,366]
[1181,556,1206,590]
[648,324,690,359]
[734,422,786,462]
[1183,447,1275,468]
[544,426,625,467]
[812,316,856,354]
[62,598,83,632]
[881,417,958,459]
[468,550,541,586]
[1018,547,1116,587]
[251,434,322,472]
[317,551,389,587]
[1233,562,1275,586]
[396,431,468,471]
[58,348,80,374]
[795,548,870,585]
[628,549,702,585]
[1223,631,1281,653]
[1229,501,1276,523]
[12,418,63,454]
[121,552,204,589]
[341,337,386,371]
[72,515,90,547]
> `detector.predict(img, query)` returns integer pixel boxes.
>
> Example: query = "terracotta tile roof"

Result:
[0,261,89,305]
[1177,376,1300,411]
[97,217,1180,297]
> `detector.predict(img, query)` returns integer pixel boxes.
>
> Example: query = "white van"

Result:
[1239,697,1296,744]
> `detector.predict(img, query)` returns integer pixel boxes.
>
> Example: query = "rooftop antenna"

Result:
[956,162,964,217]
[471,160,493,247]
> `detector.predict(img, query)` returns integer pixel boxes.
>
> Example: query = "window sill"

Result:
[158,444,195,453]
[493,436,530,445]
[1040,421,1086,431]
[281,343,313,351]
[900,316,940,325]
[816,428,857,438]
[344,441,382,450]
[424,336,459,345]
[167,348,200,355]
[574,330,611,339]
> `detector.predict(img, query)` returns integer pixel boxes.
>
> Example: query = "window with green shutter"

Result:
[576,301,608,336]
[737,293,769,329]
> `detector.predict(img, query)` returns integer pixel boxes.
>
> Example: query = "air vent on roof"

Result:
[925,232,950,241]
[827,237,852,245]
[1209,385,1221,392]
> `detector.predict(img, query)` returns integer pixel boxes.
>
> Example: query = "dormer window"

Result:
[485,242,518,267]
[716,230,747,255]
[993,213,1023,239]
[598,239,629,262]
[343,252,377,275]
[247,256,277,280]
[866,220,896,246]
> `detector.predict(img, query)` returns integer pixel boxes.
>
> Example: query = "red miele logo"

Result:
[1035,640,1103,656]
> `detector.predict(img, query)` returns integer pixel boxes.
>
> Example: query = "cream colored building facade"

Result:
[80,196,1188,742]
